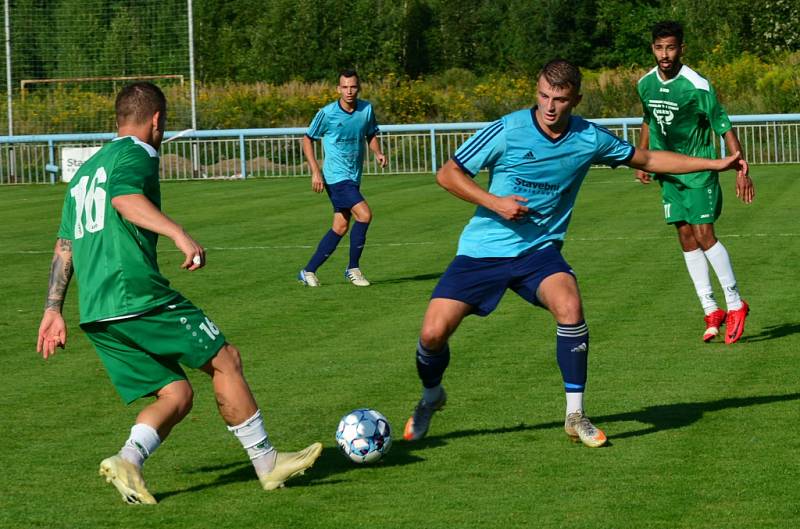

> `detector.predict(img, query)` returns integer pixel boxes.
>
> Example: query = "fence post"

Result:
[48,139,55,184]
[239,134,247,178]
[622,122,628,142]
[430,128,437,174]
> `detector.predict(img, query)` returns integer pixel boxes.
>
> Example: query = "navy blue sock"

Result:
[348,221,370,269]
[415,341,450,389]
[305,229,343,272]
[556,321,589,392]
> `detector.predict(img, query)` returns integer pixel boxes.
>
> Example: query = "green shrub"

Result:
[1,55,797,134]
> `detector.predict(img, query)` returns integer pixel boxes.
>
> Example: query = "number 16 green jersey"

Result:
[57,136,178,324]
[637,65,733,188]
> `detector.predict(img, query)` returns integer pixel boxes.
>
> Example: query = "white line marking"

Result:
[6,234,798,256]
[4,241,437,255]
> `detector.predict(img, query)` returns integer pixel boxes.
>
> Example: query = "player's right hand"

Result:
[311,172,324,193]
[174,230,205,271]
[635,170,652,184]
[493,195,530,222]
[37,310,67,359]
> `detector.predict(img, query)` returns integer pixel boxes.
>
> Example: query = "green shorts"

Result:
[660,178,722,225]
[81,295,226,404]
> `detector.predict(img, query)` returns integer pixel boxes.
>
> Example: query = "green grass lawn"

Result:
[1,166,798,529]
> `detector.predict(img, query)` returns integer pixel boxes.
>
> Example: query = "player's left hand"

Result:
[375,153,388,168]
[735,158,754,204]
[715,150,742,172]
[174,230,206,271]
[37,310,67,359]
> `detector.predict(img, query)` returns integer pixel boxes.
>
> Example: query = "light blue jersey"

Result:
[306,99,379,185]
[453,108,635,258]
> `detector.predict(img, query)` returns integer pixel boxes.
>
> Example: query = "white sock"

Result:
[704,241,743,311]
[566,392,584,415]
[682,248,718,314]
[227,409,276,477]
[423,385,443,404]
[119,423,161,468]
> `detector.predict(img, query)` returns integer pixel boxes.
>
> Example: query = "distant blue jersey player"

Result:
[299,69,387,288]
[402,59,745,448]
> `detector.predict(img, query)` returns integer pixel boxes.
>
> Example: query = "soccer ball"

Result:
[335,408,392,464]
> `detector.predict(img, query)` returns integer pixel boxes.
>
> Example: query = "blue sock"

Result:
[305,229,343,273]
[556,321,589,393]
[416,341,450,388]
[348,221,370,269]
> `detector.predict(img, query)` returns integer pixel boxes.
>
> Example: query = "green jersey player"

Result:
[36,83,321,505]
[636,21,755,344]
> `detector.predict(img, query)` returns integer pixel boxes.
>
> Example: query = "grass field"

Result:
[2,166,799,529]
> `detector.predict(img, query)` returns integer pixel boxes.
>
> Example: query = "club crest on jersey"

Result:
[649,99,679,135]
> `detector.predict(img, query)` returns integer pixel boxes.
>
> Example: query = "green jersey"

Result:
[637,65,732,188]
[57,136,178,324]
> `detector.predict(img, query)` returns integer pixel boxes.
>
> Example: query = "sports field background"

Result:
[2,166,798,528]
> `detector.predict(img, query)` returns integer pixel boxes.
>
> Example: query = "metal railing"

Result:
[1,114,799,184]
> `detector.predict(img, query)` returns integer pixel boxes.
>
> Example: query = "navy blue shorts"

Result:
[431,244,575,316]
[325,180,365,212]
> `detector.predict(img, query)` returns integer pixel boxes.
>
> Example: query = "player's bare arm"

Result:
[37,238,73,358]
[628,147,742,176]
[302,135,324,193]
[368,135,388,168]
[635,122,652,184]
[111,193,205,270]
[723,129,754,204]
[436,159,529,221]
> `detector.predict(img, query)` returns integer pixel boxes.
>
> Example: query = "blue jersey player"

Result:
[403,59,744,448]
[299,69,388,287]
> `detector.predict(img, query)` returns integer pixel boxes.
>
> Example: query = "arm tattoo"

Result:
[45,238,74,312]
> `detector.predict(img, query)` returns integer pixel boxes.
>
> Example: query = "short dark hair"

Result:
[115,82,166,126]
[538,59,581,92]
[652,20,684,45]
[339,68,359,83]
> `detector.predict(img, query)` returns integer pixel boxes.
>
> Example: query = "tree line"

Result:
[4,0,797,86]
[193,0,800,82]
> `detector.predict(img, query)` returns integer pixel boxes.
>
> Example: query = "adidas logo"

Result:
[570,342,588,354]
[523,150,536,160]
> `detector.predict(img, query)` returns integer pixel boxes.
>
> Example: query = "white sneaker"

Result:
[259,443,323,490]
[298,270,320,287]
[344,267,370,287]
[564,410,607,448]
[403,388,447,441]
[99,455,157,504]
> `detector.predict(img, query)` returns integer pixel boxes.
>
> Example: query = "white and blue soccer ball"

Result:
[335,408,392,464]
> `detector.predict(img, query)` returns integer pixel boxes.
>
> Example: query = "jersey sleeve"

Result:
[592,125,635,168]
[637,82,652,124]
[108,146,153,197]
[698,84,732,137]
[452,120,506,177]
[56,189,75,240]
[365,105,379,140]
[306,108,328,140]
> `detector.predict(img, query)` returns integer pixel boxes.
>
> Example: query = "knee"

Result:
[161,380,194,418]
[213,343,245,375]
[355,210,372,224]
[176,384,194,418]
[697,234,718,251]
[553,299,584,325]
[419,324,448,351]
[332,221,349,236]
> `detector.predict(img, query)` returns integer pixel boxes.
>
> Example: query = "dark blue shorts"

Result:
[325,180,365,212]
[431,244,575,316]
